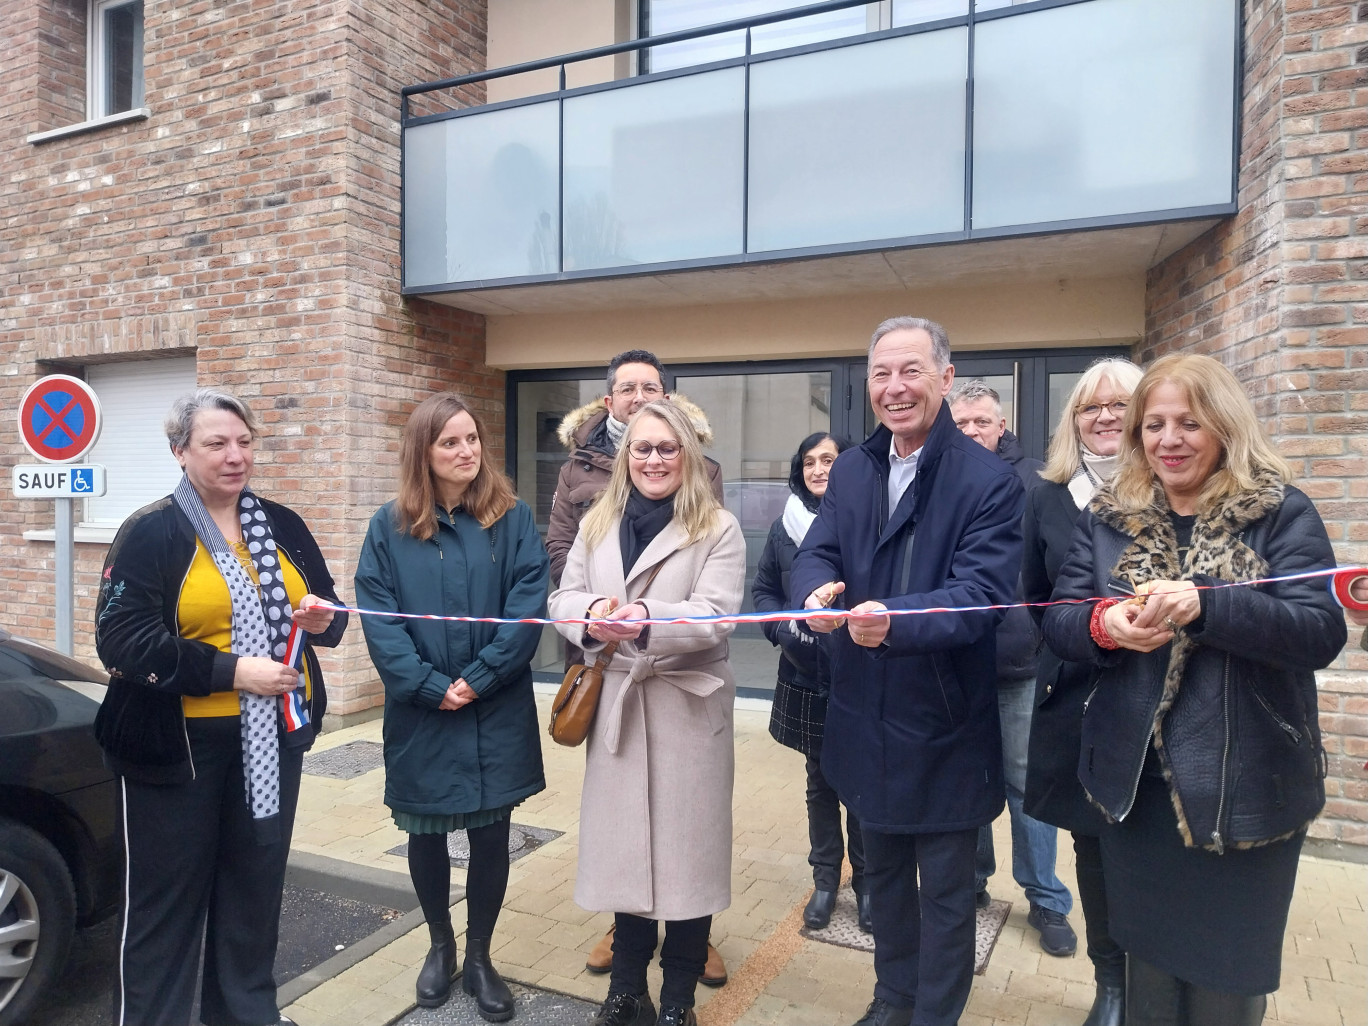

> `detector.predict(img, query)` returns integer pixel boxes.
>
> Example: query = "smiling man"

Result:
[793,318,1026,1026]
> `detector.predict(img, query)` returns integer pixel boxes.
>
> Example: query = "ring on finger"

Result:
[1164,616,1179,632]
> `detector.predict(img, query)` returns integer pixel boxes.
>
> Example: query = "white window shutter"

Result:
[83,358,197,526]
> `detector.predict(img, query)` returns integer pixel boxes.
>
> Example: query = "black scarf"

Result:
[619,488,676,574]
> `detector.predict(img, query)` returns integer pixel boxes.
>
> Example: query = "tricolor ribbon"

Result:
[279,622,310,732]
[314,566,1368,628]
[1328,569,1368,613]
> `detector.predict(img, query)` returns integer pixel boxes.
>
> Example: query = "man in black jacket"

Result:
[949,381,1077,959]
[794,319,1024,1026]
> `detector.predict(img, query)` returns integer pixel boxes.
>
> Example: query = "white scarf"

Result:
[1068,448,1121,510]
[782,493,817,546]
[605,412,628,451]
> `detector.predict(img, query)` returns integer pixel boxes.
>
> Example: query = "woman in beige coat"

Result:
[550,399,745,1026]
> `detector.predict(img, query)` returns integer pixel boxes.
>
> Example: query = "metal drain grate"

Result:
[303,739,386,780]
[387,823,564,868]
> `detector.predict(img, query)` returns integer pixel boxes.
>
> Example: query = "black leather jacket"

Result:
[1043,480,1344,851]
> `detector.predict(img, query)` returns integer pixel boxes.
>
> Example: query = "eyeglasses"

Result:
[612,382,665,399]
[1077,400,1129,419]
[627,440,681,461]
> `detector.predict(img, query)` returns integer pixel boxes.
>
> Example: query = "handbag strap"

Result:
[590,559,667,670]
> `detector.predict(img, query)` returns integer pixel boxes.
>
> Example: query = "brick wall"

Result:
[1,0,495,717]
[1144,0,1368,848]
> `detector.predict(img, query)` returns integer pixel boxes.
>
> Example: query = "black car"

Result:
[0,629,120,1026]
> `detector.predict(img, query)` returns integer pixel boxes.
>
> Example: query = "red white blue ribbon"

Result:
[280,622,310,732]
[313,566,1368,628]
[1328,569,1368,613]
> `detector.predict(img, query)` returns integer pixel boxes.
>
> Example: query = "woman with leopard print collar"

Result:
[1042,354,1346,1026]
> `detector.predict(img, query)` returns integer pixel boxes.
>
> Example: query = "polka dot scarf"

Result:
[174,475,294,843]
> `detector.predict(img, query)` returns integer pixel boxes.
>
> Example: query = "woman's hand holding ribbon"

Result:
[291,593,335,634]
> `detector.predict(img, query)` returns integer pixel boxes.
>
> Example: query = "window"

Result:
[90,0,144,118]
[82,358,196,528]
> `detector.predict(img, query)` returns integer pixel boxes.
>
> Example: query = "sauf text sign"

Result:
[12,464,107,498]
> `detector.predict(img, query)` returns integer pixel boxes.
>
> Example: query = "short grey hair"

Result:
[165,388,260,450]
[947,380,1002,417]
[868,316,951,371]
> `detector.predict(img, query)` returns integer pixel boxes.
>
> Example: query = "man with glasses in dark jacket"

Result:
[794,318,1025,1026]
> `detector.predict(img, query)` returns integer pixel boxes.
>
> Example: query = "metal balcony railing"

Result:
[401,0,1240,294]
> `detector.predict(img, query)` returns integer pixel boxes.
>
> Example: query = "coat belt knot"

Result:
[600,655,726,754]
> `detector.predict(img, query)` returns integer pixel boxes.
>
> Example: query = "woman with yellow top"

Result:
[95,387,347,1026]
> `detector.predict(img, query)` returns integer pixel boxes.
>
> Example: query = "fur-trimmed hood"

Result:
[556,394,716,452]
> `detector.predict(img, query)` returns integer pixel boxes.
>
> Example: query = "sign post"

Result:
[13,375,105,655]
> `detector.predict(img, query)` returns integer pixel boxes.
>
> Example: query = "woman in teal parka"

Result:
[356,392,549,1022]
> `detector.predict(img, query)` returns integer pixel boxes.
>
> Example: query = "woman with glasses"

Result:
[355,393,550,1020]
[549,399,745,1026]
[1021,358,1143,1026]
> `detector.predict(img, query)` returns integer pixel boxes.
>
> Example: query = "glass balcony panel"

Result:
[645,1,874,73]
[892,0,969,25]
[563,68,744,271]
[748,28,967,253]
[403,102,560,287]
[972,0,1237,229]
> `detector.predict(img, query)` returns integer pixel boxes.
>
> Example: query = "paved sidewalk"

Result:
[283,695,1366,1026]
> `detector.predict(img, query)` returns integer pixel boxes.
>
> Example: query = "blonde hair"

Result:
[580,400,720,551]
[1110,354,1293,512]
[1041,358,1145,484]
[395,393,517,539]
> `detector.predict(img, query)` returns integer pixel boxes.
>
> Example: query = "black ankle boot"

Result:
[416,920,458,1008]
[804,888,837,929]
[1082,980,1124,1026]
[462,935,515,1022]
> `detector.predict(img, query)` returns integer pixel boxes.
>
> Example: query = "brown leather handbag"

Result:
[548,640,618,747]
[548,564,663,747]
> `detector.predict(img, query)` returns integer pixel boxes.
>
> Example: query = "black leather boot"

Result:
[856,891,873,934]
[462,935,515,1022]
[803,888,837,929]
[416,920,458,1008]
[1083,980,1125,1026]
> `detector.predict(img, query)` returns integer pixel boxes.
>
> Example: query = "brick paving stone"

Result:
[283,701,1367,1026]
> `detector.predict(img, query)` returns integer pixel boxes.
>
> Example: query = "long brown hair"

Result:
[580,400,721,551]
[1110,354,1292,512]
[395,393,517,539]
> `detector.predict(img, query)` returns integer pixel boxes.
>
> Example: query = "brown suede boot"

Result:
[585,924,615,974]
[700,942,727,988]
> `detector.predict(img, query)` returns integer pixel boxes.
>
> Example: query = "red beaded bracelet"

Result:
[1090,598,1121,650]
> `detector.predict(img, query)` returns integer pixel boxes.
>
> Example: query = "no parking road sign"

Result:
[19,374,103,464]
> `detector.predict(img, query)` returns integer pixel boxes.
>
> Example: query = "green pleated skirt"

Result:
[391,805,514,835]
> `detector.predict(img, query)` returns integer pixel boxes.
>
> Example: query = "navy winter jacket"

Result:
[791,404,1025,833]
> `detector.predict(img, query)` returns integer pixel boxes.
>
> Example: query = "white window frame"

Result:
[88,0,145,119]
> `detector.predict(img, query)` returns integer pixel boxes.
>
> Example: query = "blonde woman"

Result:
[549,399,745,1026]
[1042,354,1345,1025]
[1022,357,1142,1026]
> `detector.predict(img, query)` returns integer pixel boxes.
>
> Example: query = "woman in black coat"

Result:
[1023,358,1141,1026]
[751,432,868,933]
[1042,354,1346,1026]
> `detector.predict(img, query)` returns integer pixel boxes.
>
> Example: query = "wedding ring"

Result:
[1164,617,1179,632]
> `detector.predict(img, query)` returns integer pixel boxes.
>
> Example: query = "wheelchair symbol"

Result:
[71,468,94,493]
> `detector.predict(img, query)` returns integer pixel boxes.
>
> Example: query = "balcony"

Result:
[401,0,1239,315]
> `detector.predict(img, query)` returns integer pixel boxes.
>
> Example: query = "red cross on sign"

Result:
[18,375,103,464]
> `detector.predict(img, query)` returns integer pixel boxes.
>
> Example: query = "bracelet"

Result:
[1090,599,1121,650]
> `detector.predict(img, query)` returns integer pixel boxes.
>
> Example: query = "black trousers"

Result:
[609,912,712,1008]
[117,717,303,1026]
[806,756,866,894]
[862,827,977,1026]
[1073,831,1126,986]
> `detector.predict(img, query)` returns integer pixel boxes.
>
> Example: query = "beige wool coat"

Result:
[548,511,745,921]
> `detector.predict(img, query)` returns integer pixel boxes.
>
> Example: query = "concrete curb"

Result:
[280,850,466,1007]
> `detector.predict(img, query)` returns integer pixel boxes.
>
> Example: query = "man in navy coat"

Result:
[792,317,1025,1026]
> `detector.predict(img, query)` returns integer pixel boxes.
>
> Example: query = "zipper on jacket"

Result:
[1211,654,1232,854]
[1117,726,1154,821]
[1252,688,1302,745]
[172,558,197,779]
